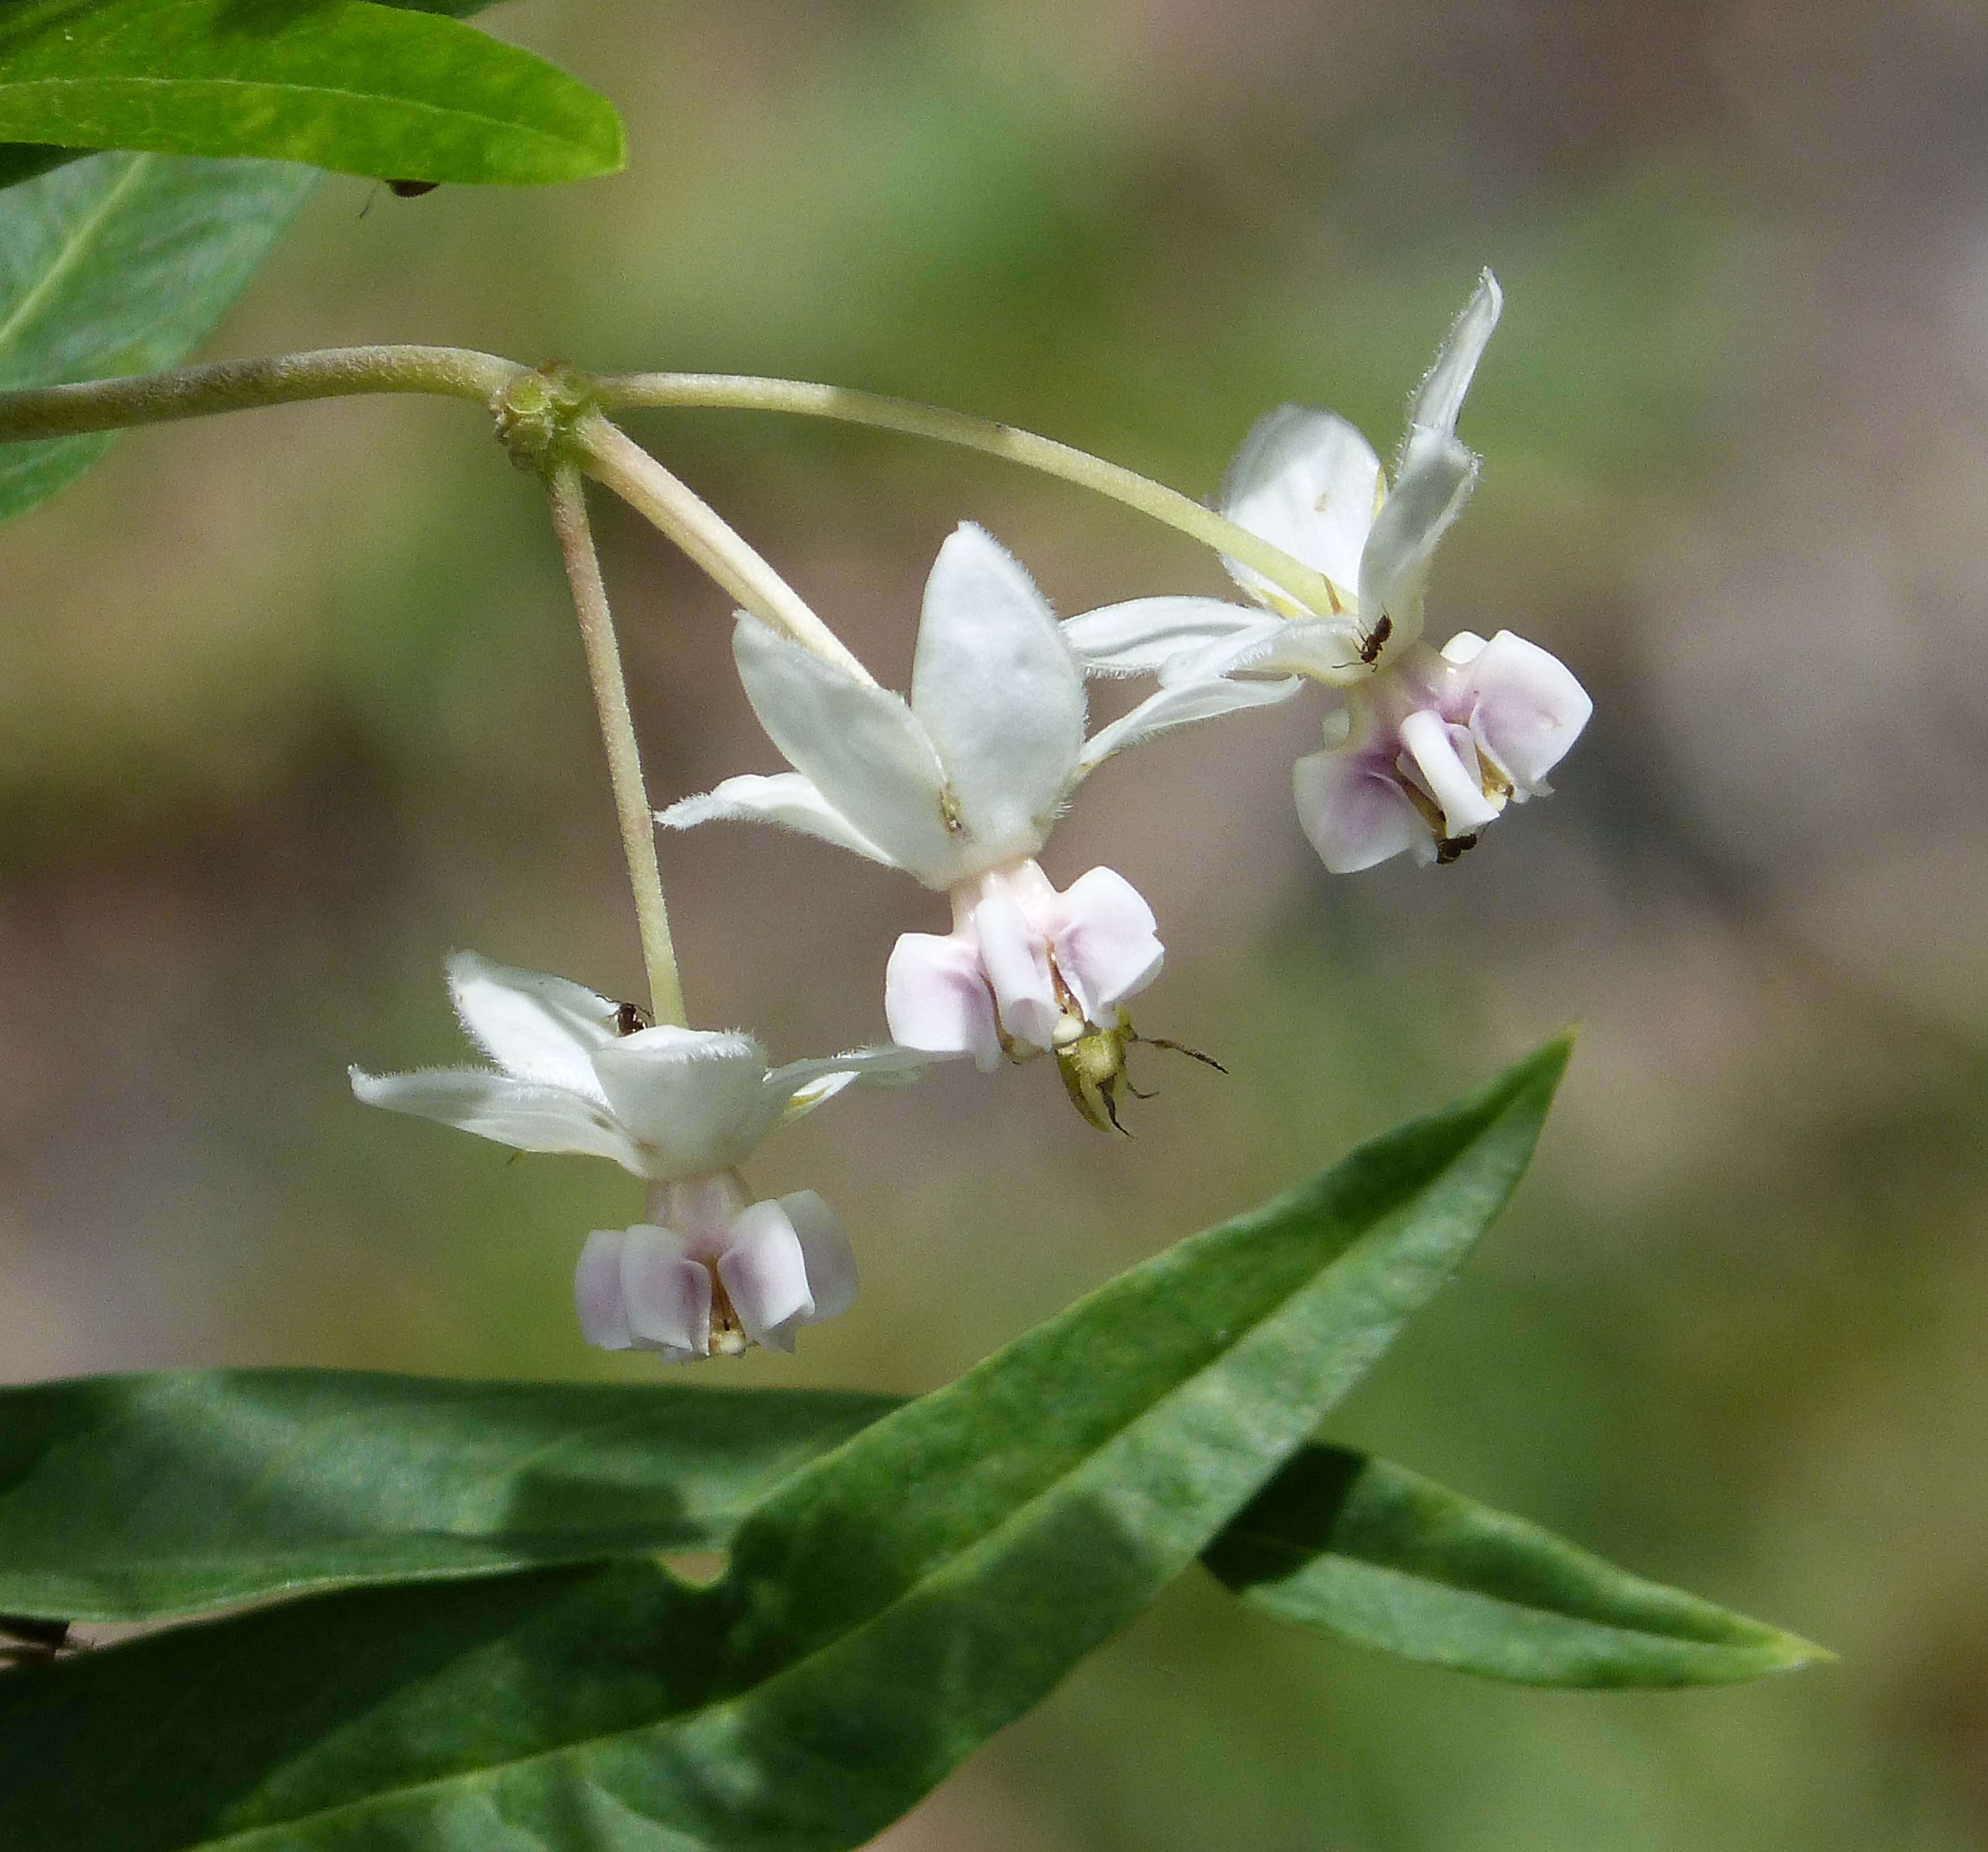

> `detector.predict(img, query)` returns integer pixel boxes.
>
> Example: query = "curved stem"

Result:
[571,412,875,684]
[546,461,687,1028]
[591,372,1345,617]
[0,345,525,441]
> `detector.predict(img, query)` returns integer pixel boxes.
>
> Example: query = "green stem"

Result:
[590,372,1346,617]
[570,412,875,683]
[0,345,524,439]
[546,461,687,1028]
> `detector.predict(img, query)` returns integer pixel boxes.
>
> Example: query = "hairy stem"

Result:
[0,345,524,439]
[570,412,874,683]
[546,461,687,1028]
[591,372,1346,617]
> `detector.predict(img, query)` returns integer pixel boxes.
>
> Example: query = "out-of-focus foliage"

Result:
[1,1,1985,1847]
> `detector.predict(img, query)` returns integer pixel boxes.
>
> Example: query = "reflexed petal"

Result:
[574,1230,634,1351]
[1079,673,1301,771]
[1048,867,1164,1020]
[1220,406,1380,611]
[779,1189,858,1322]
[767,1043,943,1119]
[657,772,900,867]
[732,616,958,886]
[590,1027,783,1179]
[1164,615,1361,687]
[1061,597,1268,678]
[620,1224,711,1356]
[973,892,1060,1051]
[1453,629,1593,792]
[886,931,1004,1071]
[1356,434,1477,648]
[1405,269,1502,445]
[446,951,615,1095]
[1399,711,1502,835]
[1440,628,1489,665]
[717,1203,814,1352]
[910,525,1085,870]
[348,1066,642,1169]
[1293,749,1431,873]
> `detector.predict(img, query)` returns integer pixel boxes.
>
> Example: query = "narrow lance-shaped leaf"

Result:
[0,0,624,186]
[0,1038,1571,1852]
[1208,1444,1828,1688]
[0,1374,1825,1693]
[0,1372,900,1622]
[0,150,313,522]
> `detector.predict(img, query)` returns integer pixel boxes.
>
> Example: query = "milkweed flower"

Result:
[1062,272,1592,870]
[661,523,1274,1118]
[350,952,931,1359]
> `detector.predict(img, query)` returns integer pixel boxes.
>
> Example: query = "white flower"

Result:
[350,951,928,1357]
[1064,271,1503,685]
[1058,272,1592,869]
[660,523,1275,1077]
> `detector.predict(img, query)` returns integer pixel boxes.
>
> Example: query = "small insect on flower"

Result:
[0,1615,76,1670]
[1055,1011,1226,1135]
[1356,612,1393,666]
[610,1000,653,1037]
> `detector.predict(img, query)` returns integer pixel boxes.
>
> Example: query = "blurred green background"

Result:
[6,0,1988,1845]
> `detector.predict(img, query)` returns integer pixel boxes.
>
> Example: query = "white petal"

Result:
[1220,406,1380,611]
[1292,750,1431,873]
[1162,615,1361,687]
[1060,597,1269,678]
[1047,867,1163,1020]
[766,1043,944,1119]
[778,1189,858,1323]
[657,772,900,867]
[910,525,1084,870]
[732,615,958,886]
[620,1224,711,1356]
[1405,269,1502,444]
[574,1230,634,1351]
[972,892,1060,1052]
[1079,674,1301,771]
[588,1027,782,1180]
[1453,629,1593,792]
[717,1203,814,1352]
[1440,629,1489,665]
[1399,710,1502,835]
[1356,435,1477,646]
[446,951,616,1095]
[348,1066,642,1169]
[884,932,1004,1072]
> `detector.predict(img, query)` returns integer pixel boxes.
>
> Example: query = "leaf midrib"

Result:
[0,74,592,153]
[0,148,147,364]
[1216,1523,1759,1646]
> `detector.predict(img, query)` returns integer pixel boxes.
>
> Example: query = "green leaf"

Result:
[0,139,75,190]
[0,0,509,190]
[0,1374,1823,1694]
[0,1039,1570,1852]
[0,149,313,521]
[1207,1443,1828,1687]
[0,0,624,185]
[0,1371,899,1623]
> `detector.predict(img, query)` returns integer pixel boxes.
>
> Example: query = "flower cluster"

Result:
[354,272,1592,1361]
